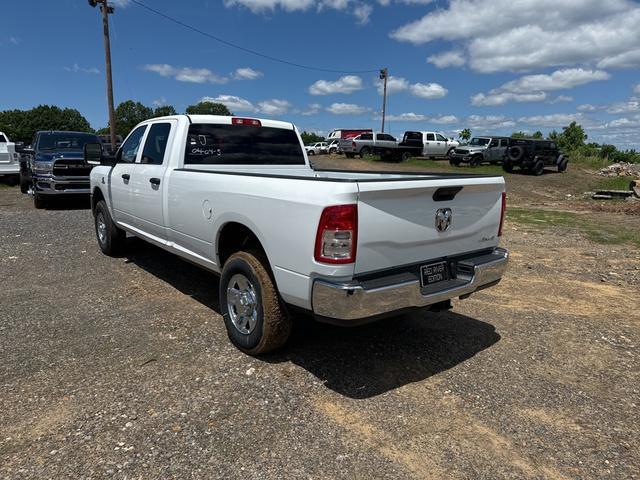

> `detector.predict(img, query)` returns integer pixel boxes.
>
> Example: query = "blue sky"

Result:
[1,0,639,148]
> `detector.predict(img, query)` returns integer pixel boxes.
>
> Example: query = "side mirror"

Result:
[17,145,34,155]
[84,143,103,165]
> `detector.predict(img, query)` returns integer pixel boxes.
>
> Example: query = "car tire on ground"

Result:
[470,155,482,167]
[220,250,291,355]
[447,147,455,158]
[401,151,412,162]
[359,147,371,158]
[19,172,29,193]
[33,193,48,209]
[533,159,545,176]
[345,153,355,159]
[449,158,460,167]
[558,158,568,172]
[307,150,315,156]
[94,199,127,256]
[502,163,514,173]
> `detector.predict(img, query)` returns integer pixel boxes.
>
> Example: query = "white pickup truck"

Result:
[0,131,20,183]
[86,115,508,354]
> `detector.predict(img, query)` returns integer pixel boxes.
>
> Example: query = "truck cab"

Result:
[401,131,459,158]
[0,132,20,184]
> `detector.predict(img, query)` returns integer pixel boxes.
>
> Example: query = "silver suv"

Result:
[449,136,511,167]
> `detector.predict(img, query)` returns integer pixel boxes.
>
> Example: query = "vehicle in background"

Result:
[341,132,397,158]
[327,139,340,154]
[98,134,123,155]
[20,131,100,208]
[503,138,567,175]
[450,137,511,167]
[305,142,328,155]
[326,128,373,143]
[87,114,508,355]
[379,131,460,162]
[0,132,20,185]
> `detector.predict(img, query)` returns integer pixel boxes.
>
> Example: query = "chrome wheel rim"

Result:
[96,212,107,245]
[227,273,258,335]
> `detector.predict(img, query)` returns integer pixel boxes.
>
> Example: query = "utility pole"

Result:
[89,0,117,151]
[379,68,388,133]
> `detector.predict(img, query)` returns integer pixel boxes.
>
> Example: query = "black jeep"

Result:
[503,139,567,175]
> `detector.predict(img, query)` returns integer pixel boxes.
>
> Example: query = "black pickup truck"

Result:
[19,131,100,208]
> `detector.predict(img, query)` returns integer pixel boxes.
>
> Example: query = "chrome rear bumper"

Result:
[312,247,508,321]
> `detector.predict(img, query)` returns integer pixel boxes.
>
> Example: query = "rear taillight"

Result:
[314,204,358,264]
[498,192,506,236]
[352,141,356,149]
[232,117,261,126]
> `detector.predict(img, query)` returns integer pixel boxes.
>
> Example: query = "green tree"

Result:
[458,128,471,141]
[532,130,543,139]
[511,131,527,138]
[599,144,617,159]
[0,105,93,144]
[185,101,232,116]
[113,100,153,137]
[96,127,110,134]
[300,131,325,144]
[557,121,587,151]
[153,105,177,117]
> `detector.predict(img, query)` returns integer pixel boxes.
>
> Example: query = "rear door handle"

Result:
[149,177,161,186]
[121,173,130,181]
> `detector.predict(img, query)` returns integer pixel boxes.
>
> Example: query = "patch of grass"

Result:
[507,207,640,248]
[570,154,612,170]
[590,176,635,192]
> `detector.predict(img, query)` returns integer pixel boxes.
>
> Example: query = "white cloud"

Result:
[606,99,640,114]
[201,95,256,112]
[64,63,100,75]
[224,0,314,12]
[390,0,640,72]
[517,113,584,127]
[301,103,322,116]
[309,75,363,95]
[634,84,640,94]
[410,82,448,99]
[431,115,459,124]
[467,115,516,129]
[377,76,448,99]
[384,112,428,121]
[233,67,263,80]
[143,64,228,84]
[471,68,609,106]
[427,50,466,68]
[225,0,374,24]
[352,3,373,24]
[548,95,573,104]
[326,103,369,115]
[257,99,291,115]
[9,36,20,45]
[153,97,167,107]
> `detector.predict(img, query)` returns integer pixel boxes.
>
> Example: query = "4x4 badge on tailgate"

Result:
[435,208,452,232]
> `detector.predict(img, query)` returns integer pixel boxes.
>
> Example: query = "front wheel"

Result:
[94,200,127,256]
[446,147,455,158]
[449,158,460,167]
[307,150,315,156]
[19,172,29,193]
[532,159,545,176]
[220,251,291,355]
[502,163,514,173]
[558,158,568,172]
[345,153,355,159]
[33,193,47,209]
[401,151,412,162]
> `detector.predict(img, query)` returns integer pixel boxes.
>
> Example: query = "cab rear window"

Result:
[184,124,305,165]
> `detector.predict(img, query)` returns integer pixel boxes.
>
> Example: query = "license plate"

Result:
[420,261,449,287]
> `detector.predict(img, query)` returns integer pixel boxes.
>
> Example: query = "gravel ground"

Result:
[1,181,639,479]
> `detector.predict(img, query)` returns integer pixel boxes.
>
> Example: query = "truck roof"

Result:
[148,114,296,131]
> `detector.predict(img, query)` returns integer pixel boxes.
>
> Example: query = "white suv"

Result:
[305,142,328,155]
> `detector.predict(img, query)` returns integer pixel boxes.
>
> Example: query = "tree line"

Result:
[0,101,232,144]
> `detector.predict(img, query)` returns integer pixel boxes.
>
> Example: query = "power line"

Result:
[129,0,380,75]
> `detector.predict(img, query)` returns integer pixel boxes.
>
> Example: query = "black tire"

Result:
[449,158,460,167]
[401,151,412,162]
[94,199,126,256]
[220,250,291,355]
[508,146,525,162]
[33,193,48,209]
[5,175,19,186]
[558,158,568,172]
[470,155,482,167]
[533,159,545,176]
[446,147,455,158]
[502,163,514,173]
[19,171,29,193]
[359,147,371,158]
[345,153,355,159]
[307,150,315,156]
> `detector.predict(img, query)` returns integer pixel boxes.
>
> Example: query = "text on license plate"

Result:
[420,261,448,287]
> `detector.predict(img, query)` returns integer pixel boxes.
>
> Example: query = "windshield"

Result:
[38,133,99,151]
[469,137,490,146]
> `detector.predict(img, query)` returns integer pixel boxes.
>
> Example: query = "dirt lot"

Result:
[1,160,639,479]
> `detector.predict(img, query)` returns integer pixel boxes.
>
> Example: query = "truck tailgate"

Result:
[355,177,505,275]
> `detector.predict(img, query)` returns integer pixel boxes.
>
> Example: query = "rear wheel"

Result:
[220,251,291,355]
[558,158,568,172]
[94,200,126,256]
[19,172,29,193]
[359,147,371,158]
[449,158,460,167]
[307,150,315,156]
[401,151,412,162]
[502,163,514,173]
[532,159,545,176]
[345,153,355,159]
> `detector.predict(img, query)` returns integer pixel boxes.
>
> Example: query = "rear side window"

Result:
[360,133,373,140]
[500,139,509,147]
[426,133,435,141]
[404,132,421,141]
[185,124,305,165]
[0,134,7,143]
[141,123,171,165]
